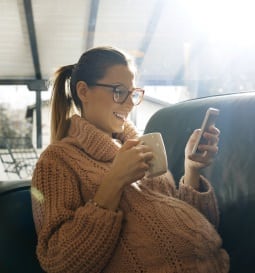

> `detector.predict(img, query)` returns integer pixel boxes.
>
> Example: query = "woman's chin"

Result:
[113,124,125,134]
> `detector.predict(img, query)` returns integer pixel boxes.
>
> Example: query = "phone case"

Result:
[191,107,220,154]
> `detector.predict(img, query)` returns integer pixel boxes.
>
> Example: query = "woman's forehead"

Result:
[103,64,135,82]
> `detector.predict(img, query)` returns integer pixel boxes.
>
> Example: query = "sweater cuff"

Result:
[180,175,211,193]
[178,175,219,227]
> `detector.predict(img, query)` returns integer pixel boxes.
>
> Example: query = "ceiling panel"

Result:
[32,0,91,79]
[1,0,255,92]
[0,0,34,79]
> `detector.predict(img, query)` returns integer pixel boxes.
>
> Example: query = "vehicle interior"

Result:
[1,0,255,272]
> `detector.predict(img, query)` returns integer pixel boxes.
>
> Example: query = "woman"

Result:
[31,46,229,273]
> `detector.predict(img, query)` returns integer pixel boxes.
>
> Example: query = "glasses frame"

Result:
[90,83,145,105]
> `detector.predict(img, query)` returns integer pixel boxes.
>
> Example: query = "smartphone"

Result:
[191,107,220,154]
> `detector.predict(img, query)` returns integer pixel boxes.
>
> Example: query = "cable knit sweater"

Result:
[31,114,229,273]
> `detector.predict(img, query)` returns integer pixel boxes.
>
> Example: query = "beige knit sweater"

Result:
[31,115,229,273]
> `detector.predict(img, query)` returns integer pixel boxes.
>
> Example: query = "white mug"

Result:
[139,132,168,178]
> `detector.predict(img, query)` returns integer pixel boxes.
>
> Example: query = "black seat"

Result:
[0,180,44,273]
[144,91,255,273]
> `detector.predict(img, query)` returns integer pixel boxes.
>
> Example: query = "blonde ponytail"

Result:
[50,65,75,143]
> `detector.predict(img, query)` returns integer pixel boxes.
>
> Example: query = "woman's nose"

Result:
[125,93,134,107]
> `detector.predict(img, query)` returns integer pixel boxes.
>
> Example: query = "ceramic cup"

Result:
[139,132,168,178]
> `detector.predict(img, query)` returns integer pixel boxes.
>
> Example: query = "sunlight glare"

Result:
[181,0,255,46]
[31,186,44,204]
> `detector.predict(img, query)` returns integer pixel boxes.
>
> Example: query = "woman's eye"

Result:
[115,88,127,96]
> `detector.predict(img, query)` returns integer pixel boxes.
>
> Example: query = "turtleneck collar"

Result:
[64,115,139,162]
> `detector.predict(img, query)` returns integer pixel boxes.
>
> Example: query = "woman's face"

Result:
[82,64,135,136]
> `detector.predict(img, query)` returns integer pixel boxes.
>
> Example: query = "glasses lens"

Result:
[131,89,143,105]
[113,85,144,105]
[113,86,129,103]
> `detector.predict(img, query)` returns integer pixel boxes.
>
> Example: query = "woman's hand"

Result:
[185,125,220,169]
[109,139,154,187]
[93,139,153,211]
[183,125,220,189]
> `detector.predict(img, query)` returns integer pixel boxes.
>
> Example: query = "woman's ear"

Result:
[76,81,89,103]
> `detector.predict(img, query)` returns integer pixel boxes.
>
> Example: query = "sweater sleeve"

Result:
[31,156,123,273]
[178,175,220,228]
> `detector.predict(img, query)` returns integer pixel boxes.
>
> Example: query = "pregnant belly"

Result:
[120,193,228,272]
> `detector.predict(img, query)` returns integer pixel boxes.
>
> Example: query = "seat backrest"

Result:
[144,91,255,273]
[0,180,44,273]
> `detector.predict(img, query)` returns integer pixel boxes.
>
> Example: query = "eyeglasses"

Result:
[91,83,145,105]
